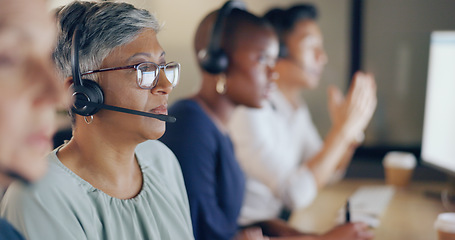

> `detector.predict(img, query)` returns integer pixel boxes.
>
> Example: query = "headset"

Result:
[198,0,246,74]
[70,26,176,123]
[71,27,103,117]
[264,4,317,59]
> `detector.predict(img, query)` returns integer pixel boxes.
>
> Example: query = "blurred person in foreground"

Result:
[228,4,377,238]
[0,0,64,239]
[1,1,193,239]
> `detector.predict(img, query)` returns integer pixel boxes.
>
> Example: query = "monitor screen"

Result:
[421,31,455,175]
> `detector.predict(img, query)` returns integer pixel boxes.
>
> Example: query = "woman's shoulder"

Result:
[135,140,181,175]
[135,140,187,196]
[136,140,175,161]
[161,98,229,163]
[163,98,217,141]
[1,150,90,211]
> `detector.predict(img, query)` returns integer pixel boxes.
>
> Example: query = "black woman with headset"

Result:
[0,1,194,239]
[160,1,278,239]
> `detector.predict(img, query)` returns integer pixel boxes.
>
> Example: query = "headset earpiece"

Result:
[199,48,229,75]
[71,80,104,116]
[71,26,104,116]
[199,0,246,74]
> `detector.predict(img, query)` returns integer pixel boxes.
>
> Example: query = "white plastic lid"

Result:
[382,151,417,169]
[435,213,455,233]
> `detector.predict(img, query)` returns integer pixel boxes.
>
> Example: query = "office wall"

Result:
[362,0,455,146]
[48,0,352,138]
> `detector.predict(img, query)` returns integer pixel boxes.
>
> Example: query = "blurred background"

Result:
[49,0,455,180]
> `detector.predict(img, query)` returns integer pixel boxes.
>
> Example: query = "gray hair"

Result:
[53,1,161,81]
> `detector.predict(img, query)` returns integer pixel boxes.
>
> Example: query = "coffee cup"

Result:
[435,213,455,240]
[382,151,416,188]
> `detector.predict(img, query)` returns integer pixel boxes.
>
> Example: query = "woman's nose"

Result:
[267,64,279,83]
[151,69,173,95]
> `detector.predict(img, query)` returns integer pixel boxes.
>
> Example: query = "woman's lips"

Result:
[150,105,168,115]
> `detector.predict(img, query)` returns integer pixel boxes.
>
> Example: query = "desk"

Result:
[289,179,448,240]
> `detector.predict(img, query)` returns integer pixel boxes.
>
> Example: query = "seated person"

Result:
[160,2,373,240]
[0,0,64,238]
[228,4,377,237]
[1,1,193,239]
[160,3,279,239]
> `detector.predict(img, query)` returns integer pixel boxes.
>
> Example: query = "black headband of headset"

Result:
[206,1,246,54]
[199,0,246,74]
[71,26,83,87]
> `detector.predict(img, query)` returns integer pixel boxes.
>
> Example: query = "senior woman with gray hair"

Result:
[0,1,193,239]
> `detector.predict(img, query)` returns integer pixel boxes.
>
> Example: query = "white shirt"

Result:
[229,90,322,225]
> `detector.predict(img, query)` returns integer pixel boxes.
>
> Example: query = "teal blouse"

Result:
[0,140,194,240]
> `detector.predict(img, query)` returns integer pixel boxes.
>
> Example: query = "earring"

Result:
[84,115,94,124]
[216,74,227,95]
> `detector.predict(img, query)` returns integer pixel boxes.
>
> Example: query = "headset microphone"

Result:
[71,26,176,123]
[78,100,176,123]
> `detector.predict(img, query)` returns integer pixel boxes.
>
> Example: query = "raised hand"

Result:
[327,72,377,142]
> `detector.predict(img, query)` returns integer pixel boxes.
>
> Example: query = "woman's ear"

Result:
[64,76,74,89]
[64,77,75,107]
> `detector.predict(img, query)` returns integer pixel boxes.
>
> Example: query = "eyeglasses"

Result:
[81,62,180,89]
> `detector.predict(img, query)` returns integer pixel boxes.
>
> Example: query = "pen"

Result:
[345,200,350,223]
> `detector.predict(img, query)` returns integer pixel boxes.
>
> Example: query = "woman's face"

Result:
[285,20,328,89]
[225,28,279,108]
[91,29,173,141]
[0,0,62,183]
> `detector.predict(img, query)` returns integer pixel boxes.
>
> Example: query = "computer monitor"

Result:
[422,31,455,177]
[422,31,455,208]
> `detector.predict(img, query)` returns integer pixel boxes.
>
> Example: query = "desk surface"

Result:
[289,179,448,240]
